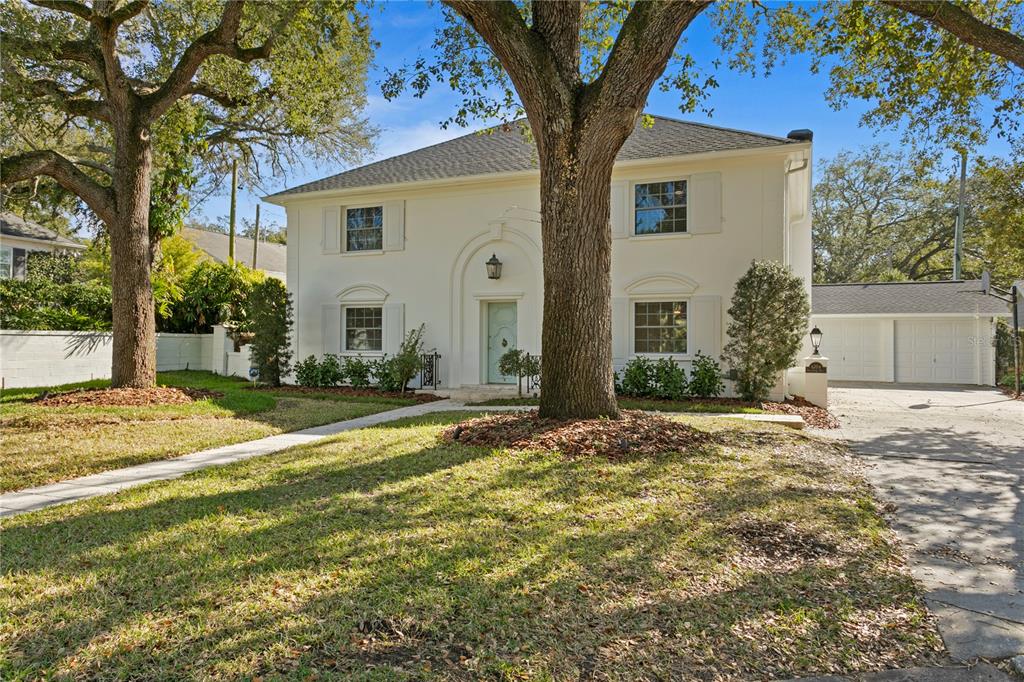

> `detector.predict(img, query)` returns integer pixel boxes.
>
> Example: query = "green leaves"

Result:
[722,261,810,402]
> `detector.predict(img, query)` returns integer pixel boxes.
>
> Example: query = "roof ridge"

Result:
[272,120,528,197]
[644,114,794,144]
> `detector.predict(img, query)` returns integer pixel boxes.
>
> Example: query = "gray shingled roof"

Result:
[813,281,1011,316]
[270,115,797,197]
[182,228,286,277]
[0,212,85,249]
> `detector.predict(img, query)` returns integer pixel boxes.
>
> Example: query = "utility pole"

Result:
[228,159,237,264]
[252,204,260,269]
[953,151,966,280]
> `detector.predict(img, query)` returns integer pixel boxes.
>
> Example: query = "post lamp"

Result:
[810,326,823,355]
[485,253,502,280]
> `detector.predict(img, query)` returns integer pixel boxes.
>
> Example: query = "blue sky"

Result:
[198,1,1014,230]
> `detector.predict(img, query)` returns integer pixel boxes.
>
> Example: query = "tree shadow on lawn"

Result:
[2,416,939,680]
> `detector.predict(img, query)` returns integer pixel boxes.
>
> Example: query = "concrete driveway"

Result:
[822,383,1024,663]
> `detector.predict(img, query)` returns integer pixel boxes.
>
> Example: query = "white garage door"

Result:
[895,319,976,384]
[817,319,884,381]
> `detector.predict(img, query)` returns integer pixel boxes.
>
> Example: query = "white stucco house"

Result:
[0,212,86,279]
[812,280,1012,385]
[265,116,814,396]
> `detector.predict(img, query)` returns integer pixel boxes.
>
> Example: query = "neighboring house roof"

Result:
[181,227,286,278]
[270,115,799,197]
[813,280,1011,316]
[0,212,86,249]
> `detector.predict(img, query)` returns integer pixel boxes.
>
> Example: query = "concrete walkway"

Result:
[0,399,460,518]
[1,400,804,518]
[815,383,1024,663]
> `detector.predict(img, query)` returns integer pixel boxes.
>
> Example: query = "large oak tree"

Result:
[386,0,1021,418]
[0,0,373,387]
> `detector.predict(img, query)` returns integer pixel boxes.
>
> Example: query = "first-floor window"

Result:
[345,306,382,351]
[0,246,11,279]
[634,301,687,354]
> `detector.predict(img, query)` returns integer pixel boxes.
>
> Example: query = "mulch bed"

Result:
[441,409,711,459]
[35,387,222,407]
[622,394,840,429]
[255,385,445,403]
[762,397,840,429]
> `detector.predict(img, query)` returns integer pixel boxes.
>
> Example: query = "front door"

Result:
[486,302,517,384]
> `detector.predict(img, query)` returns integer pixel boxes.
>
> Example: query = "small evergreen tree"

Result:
[722,261,810,402]
[248,279,294,387]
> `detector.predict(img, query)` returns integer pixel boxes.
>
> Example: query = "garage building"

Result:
[811,280,1011,385]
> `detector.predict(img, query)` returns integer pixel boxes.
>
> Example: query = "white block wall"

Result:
[0,330,214,389]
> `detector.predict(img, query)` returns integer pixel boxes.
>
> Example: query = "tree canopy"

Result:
[1,0,376,228]
[813,144,1023,285]
[384,1,1022,153]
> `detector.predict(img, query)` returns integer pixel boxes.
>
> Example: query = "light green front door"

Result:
[486,302,517,384]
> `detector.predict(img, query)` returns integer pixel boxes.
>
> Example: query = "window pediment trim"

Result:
[336,282,389,304]
[624,273,699,297]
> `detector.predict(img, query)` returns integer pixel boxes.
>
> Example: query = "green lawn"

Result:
[468,396,764,414]
[1,413,941,680]
[0,371,411,492]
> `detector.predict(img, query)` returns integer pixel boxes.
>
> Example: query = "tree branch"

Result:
[28,0,92,21]
[1,150,115,224]
[442,1,571,131]
[106,0,149,27]
[143,0,287,121]
[884,0,1024,69]
[588,1,711,118]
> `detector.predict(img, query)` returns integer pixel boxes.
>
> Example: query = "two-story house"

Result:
[265,116,813,397]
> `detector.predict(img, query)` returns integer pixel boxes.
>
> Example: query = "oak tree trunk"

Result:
[109,123,157,388]
[537,118,622,419]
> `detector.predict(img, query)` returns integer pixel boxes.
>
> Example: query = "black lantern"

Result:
[485,253,502,280]
[810,326,823,355]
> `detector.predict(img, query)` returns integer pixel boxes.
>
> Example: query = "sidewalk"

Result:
[0,399,459,518]
[0,401,803,518]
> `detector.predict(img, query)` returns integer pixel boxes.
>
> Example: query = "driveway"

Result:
[822,383,1024,663]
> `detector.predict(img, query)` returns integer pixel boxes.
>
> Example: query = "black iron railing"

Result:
[516,352,541,396]
[419,351,440,390]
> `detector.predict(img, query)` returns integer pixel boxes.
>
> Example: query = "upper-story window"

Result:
[634,179,687,235]
[345,206,383,251]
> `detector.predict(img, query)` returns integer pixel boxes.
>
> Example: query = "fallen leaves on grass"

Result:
[36,386,221,407]
[763,397,840,429]
[441,409,711,458]
[728,517,837,562]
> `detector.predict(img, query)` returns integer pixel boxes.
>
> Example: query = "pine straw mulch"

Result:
[763,397,840,429]
[441,409,712,459]
[255,385,445,403]
[35,386,222,408]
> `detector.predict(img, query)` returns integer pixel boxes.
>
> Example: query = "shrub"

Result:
[388,325,426,392]
[319,354,345,386]
[689,351,725,398]
[995,319,1020,383]
[294,355,322,387]
[619,356,657,397]
[342,355,372,388]
[722,260,810,401]
[652,357,688,400]
[0,278,112,330]
[25,251,80,284]
[247,278,293,387]
[499,348,541,395]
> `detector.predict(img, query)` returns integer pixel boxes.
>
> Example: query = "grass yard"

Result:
[468,396,764,414]
[0,371,412,492]
[1,413,941,680]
